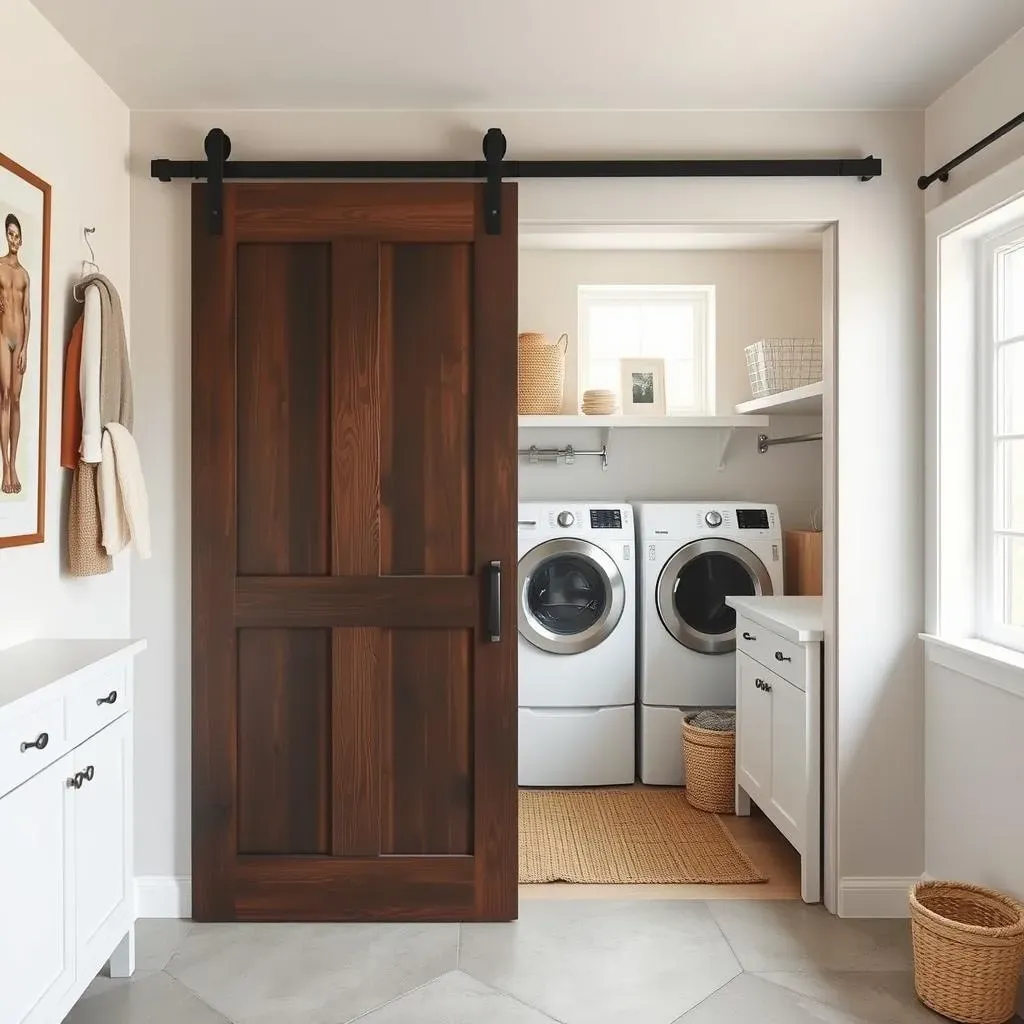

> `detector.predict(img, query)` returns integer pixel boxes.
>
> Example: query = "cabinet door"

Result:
[770,673,806,845]
[736,653,771,803]
[0,756,75,1024]
[74,715,132,968]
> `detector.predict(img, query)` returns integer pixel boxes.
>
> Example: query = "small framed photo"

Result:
[620,358,666,416]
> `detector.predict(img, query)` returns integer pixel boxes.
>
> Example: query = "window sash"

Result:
[978,227,1024,651]
[578,286,712,415]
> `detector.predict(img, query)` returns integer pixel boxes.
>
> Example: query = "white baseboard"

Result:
[837,877,920,918]
[135,876,192,919]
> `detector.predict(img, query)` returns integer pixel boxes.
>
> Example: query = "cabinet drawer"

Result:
[0,698,68,799]
[736,616,805,690]
[67,665,130,747]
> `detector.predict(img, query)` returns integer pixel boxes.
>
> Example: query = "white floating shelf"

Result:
[735,381,823,416]
[518,414,770,429]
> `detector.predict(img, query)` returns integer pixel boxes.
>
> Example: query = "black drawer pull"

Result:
[68,772,84,790]
[20,732,49,753]
[96,690,118,706]
[774,651,792,663]
[83,765,95,782]
[742,631,756,641]
[755,678,772,693]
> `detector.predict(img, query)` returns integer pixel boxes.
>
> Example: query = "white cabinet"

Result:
[0,639,145,1024]
[730,604,821,904]
[0,758,74,1024]
[736,654,771,803]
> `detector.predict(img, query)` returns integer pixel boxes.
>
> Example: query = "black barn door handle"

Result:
[487,561,502,642]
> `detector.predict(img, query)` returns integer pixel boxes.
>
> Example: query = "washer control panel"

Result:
[590,508,623,529]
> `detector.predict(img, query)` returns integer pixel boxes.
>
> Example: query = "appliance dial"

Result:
[705,510,723,528]
[557,511,575,528]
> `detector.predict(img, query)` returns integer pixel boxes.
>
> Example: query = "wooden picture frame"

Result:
[0,152,50,548]
[620,357,666,416]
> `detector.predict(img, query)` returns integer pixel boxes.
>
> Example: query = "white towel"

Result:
[97,423,151,559]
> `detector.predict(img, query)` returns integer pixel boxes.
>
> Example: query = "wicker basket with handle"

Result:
[518,332,568,415]
[909,880,1024,1024]
[681,710,736,814]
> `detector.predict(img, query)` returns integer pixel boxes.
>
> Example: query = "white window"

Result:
[979,223,1024,650]
[577,286,714,414]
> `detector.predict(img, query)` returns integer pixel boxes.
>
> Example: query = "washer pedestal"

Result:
[519,706,634,786]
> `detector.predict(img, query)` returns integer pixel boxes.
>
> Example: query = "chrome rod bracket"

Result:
[758,431,823,454]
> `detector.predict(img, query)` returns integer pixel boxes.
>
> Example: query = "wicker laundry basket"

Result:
[682,709,736,814]
[909,880,1024,1024]
[518,332,568,414]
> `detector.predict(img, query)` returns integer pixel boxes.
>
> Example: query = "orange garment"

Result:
[61,313,84,469]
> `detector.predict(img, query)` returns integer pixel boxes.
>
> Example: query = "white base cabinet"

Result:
[0,639,145,1024]
[730,605,821,903]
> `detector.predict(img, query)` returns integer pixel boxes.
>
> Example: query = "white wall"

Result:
[518,248,822,413]
[129,109,925,901]
[0,0,131,650]
[518,248,823,529]
[924,27,1024,208]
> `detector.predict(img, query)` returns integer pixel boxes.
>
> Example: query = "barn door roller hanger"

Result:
[151,127,883,236]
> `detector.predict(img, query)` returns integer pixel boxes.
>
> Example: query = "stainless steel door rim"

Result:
[518,537,626,655]
[656,537,773,654]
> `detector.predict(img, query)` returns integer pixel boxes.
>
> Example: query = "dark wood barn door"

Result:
[191,183,518,921]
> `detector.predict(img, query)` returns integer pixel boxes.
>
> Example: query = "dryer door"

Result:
[518,538,625,655]
[656,539,773,654]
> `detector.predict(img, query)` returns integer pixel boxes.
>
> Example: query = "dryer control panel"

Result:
[590,508,623,529]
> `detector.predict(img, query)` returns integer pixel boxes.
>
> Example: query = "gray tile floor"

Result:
[64,901,979,1023]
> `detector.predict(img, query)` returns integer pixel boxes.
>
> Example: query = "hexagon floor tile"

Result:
[356,970,560,1023]
[165,921,458,1024]
[460,900,741,1024]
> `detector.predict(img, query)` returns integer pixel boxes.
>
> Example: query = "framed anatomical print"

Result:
[0,151,49,548]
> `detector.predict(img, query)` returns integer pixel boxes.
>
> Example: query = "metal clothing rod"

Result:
[518,444,609,471]
[918,111,1024,190]
[151,128,883,235]
[757,432,822,454]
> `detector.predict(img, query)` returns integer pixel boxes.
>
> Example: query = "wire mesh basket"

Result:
[745,338,822,398]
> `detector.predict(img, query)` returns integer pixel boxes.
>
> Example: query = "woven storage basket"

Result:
[745,338,822,398]
[681,710,736,814]
[518,332,568,415]
[909,880,1024,1024]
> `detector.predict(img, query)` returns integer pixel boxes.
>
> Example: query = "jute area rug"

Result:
[519,788,766,885]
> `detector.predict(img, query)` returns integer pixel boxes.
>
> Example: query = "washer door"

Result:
[656,538,773,654]
[518,538,625,655]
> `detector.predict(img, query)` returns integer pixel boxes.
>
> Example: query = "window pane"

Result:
[641,304,696,361]
[586,304,642,359]
[585,358,620,397]
[665,361,698,412]
[997,341,1024,435]
[1001,245,1024,341]
[998,439,1024,532]
[1003,536,1024,628]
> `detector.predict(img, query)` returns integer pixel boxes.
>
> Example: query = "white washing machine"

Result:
[636,501,784,785]
[518,502,636,786]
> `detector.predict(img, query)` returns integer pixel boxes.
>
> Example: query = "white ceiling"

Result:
[31,0,1024,111]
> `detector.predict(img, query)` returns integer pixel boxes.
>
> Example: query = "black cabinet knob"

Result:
[96,690,118,706]
[775,651,792,663]
[68,772,84,790]
[20,732,49,753]
[83,765,95,782]
[742,631,756,641]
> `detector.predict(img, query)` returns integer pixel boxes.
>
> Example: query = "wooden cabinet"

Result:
[0,639,144,1024]
[732,608,821,904]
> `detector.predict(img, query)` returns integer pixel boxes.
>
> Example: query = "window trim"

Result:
[977,223,1024,653]
[576,284,715,415]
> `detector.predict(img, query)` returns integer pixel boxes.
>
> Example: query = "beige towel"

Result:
[97,423,150,560]
[68,462,112,576]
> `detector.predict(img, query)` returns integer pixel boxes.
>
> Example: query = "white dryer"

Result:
[518,502,636,786]
[636,501,783,785]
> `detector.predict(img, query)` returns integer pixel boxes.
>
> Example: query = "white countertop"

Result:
[0,638,147,713]
[725,596,824,643]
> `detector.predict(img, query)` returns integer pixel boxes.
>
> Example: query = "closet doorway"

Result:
[190,182,519,922]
